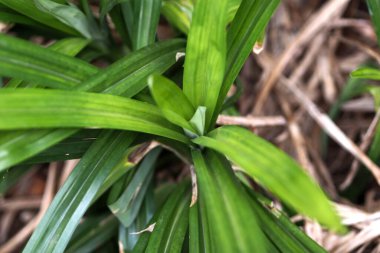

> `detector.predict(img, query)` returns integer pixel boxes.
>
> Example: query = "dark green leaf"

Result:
[192,149,266,253]
[66,215,118,253]
[33,0,98,39]
[367,0,380,46]
[0,0,79,34]
[24,131,136,253]
[193,126,343,232]
[109,148,161,227]
[77,39,186,97]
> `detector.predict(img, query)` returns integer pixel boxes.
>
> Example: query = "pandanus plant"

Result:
[0,0,343,252]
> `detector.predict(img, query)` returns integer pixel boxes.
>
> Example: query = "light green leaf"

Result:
[132,0,161,50]
[192,150,266,253]
[351,67,380,80]
[148,74,195,131]
[189,106,206,136]
[183,0,228,130]
[193,126,343,232]
[161,0,193,34]
[0,89,189,144]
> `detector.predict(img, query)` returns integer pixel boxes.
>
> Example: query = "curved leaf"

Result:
[0,89,189,143]
[0,34,97,89]
[193,126,343,231]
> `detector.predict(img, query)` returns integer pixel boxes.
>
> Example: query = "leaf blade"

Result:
[193,126,343,231]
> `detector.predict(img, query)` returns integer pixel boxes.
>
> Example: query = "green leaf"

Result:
[245,189,327,253]
[77,39,186,97]
[367,0,380,46]
[148,74,195,131]
[24,131,136,253]
[0,165,31,196]
[132,0,161,50]
[119,185,155,252]
[351,67,380,80]
[183,0,228,130]
[193,126,343,232]
[21,130,99,164]
[66,215,118,253]
[212,0,280,125]
[0,34,97,89]
[142,181,190,253]
[109,148,161,227]
[6,37,90,88]
[33,0,99,40]
[0,89,189,143]
[0,0,79,35]
[161,0,193,34]
[192,150,266,253]
[0,38,185,170]
[189,106,207,136]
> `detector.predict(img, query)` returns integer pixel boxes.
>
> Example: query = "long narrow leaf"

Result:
[193,126,343,231]
[24,131,136,253]
[183,0,228,130]
[109,148,161,227]
[0,89,189,143]
[0,39,185,170]
[192,150,266,253]
[0,34,97,89]
[132,0,161,50]
[0,0,79,34]
[212,0,280,125]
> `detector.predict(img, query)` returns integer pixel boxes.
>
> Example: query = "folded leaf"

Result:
[192,150,266,253]
[193,126,343,231]
[109,148,161,227]
[0,89,189,143]
[132,181,191,253]
[148,74,195,131]
[212,0,280,125]
[132,0,161,50]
